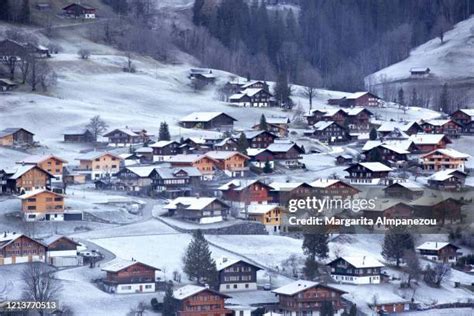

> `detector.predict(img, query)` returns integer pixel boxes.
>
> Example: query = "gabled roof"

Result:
[244,203,282,215]
[0,232,45,250]
[384,181,424,192]
[215,256,262,271]
[266,142,303,154]
[149,140,179,148]
[416,242,458,251]
[456,109,474,118]
[101,258,160,273]
[346,162,392,172]
[155,166,201,179]
[173,285,230,300]
[310,179,348,189]
[103,128,151,137]
[0,128,34,138]
[8,164,55,179]
[165,197,228,211]
[346,91,371,100]
[17,154,68,165]
[362,139,414,152]
[19,189,63,199]
[269,182,311,192]
[119,166,156,178]
[241,80,266,89]
[328,256,384,268]
[422,148,470,159]
[272,280,346,296]
[265,117,290,125]
[246,148,272,157]
[206,151,249,161]
[135,147,153,153]
[244,130,277,139]
[169,154,213,164]
[218,179,269,191]
[421,119,460,127]
[75,151,123,161]
[41,235,80,247]
[313,121,340,131]
[428,169,467,182]
[410,134,451,145]
[179,112,237,123]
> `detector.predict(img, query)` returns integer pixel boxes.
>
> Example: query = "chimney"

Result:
[362,256,365,265]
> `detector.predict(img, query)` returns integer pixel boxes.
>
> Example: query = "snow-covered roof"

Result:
[246,148,268,157]
[8,164,54,179]
[0,232,44,249]
[313,121,337,130]
[169,154,208,163]
[410,67,430,72]
[346,91,370,99]
[218,179,260,191]
[180,112,235,122]
[0,127,34,138]
[377,121,417,133]
[215,257,241,271]
[332,256,385,268]
[265,117,289,124]
[101,258,159,273]
[149,140,177,148]
[76,151,122,161]
[206,151,247,160]
[428,169,466,181]
[379,143,410,155]
[310,179,341,188]
[272,280,343,296]
[458,109,474,117]
[121,166,156,178]
[423,148,470,159]
[387,180,424,191]
[155,167,201,179]
[416,242,453,251]
[135,147,153,153]
[322,108,344,117]
[345,107,371,116]
[173,285,209,300]
[358,162,392,172]
[241,80,265,89]
[422,119,452,126]
[41,235,79,247]
[410,134,448,145]
[241,88,264,97]
[362,139,413,153]
[266,142,300,153]
[244,203,281,215]
[19,189,63,199]
[165,197,226,211]
[16,154,67,164]
[269,182,308,191]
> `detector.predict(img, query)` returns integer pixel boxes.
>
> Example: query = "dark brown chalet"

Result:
[451,109,474,133]
[411,197,463,225]
[335,154,353,165]
[272,280,346,315]
[213,138,239,151]
[103,128,152,146]
[179,112,237,130]
[216,257,262,292]
[173,285,231,316]
[383,181,424,200]
[327,256,384,284]
[0,128,35,146]
[150,140,180,160]
[345,162,392,185]
[310,121,350,144]
[62,3,96,19]
[102,259,160,294]
[0,233,46,265]
[362,144,409,164]
[229,88,273,107]
[266,142,304,167]
[420,119,462,138]
[310,179,360,199]
[244,130,278,148]
[416,242,460,263]
[328,91,380,107]
[246,148,275,169]
[345,108,373,131]
[63,129,95,143]
[152,167,202,198]
[363,202,414,225]
[3,164,54,194]
[427,169,467,191]
[410,134,451,153]
[269,182,314,204]
[219,179,271,206]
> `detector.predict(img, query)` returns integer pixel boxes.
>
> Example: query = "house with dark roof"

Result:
[179,112,237,130]
[150,140,180,161]
[328,91,381,107]
[345,162,392,185]
[246,148,275,169]
[63,129,95,143]
[451,108,474,133]
[62,3,96,19]
[427,169,467,191]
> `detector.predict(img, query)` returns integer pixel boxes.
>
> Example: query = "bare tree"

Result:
[403,250,421,287]
[127,302,146,316]
[86,115,108,142]
[303,86,316,112]
[22,263,62,316]
[27,59,57,92]
[78,48,91,60]
[423,263,451,287]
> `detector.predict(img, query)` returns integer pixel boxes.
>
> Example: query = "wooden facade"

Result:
[20,190,65,221]
[0,128,34,146]
[175,287,231,316]
[63,130,95,143]
[0,234,46,265]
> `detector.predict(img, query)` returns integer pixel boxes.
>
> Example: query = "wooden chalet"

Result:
[150,140,180,161]
[244,130,278,148]
[169,154,217,180]
[2,164,54,194]
[179,112,236,131]
[0,232,46,265]
[188,69,216,84]
[411,196,464,224]
[244,204,284,234]
[427,169,467,191]
[362,143,410,164]
[328,91,381,107]
[205,151,249,177]
[410,67,430,76]
[416,242,460,263]
[451,108,474,133]
[246,148,275,169]
[62,3,96,19]
[409,134,451,153]
[134,147,154,164]
[218,179,271,207]
[17,154,68,182]
[173,285,231,316]
[75,152,123,180]
[114,166,155,192]
[229,88,273,107]
[63,129,95,143]
[20,189,65,222]
[101,258,161,294]
[152,166,202,198]
[310,121,350,144]
[165,197,230,224]
[272,280,346,315]
[421,148,469,172]
[103,128,152,147]
[269,182,313,204]
[0,128,35,146]
[213,138,239,152]
[335,154,353,165]
[252,117,290,137]
[345,162,392,185]
[216,257,262,292]
[266,141,304,168]
[383,181,424,200]
[327,256,384,284]
[377,121,422,137]
[310,179,360,199]
[363,201,414,227]
[420,119,462,138]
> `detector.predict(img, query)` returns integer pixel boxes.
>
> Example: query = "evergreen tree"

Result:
[236,132,249,154]
[159,122,171,141]
[397,87,405,106]
[162,285,178,316]
[263,160,272,173]
[382,226,414,267]
[18,0,30,24]
[410,87,418,107]
[259,114,268,131]
[320,301,334,316]
[183,230,218,288]
[0,0,10,21]
[369,127,377,140]
[302,256,318,280]
[274,71,293,109]
[302,232,329,260]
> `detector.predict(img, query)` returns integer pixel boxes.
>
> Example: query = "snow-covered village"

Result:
[0,0,473,315]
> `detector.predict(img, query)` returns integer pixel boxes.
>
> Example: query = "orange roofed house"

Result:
[19,189,65,222]
[169,154,217,180]
[75,152,123,180]
[0,232,46,265]
[173,285,232,316]
[206,151,249,177]
[17,154,68,182]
